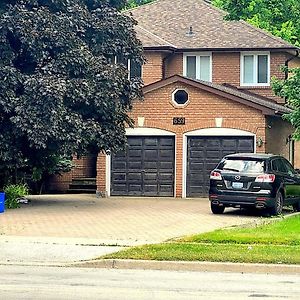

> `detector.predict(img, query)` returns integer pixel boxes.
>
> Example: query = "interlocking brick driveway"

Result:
[0,194,260,245]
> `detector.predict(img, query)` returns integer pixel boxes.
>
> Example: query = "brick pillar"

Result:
[96,152,107,197]
[175,133,183,197]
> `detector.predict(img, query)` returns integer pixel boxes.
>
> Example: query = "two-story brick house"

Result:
[49,0,300,198]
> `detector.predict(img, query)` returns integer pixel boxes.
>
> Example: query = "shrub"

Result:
[4,184,29,209]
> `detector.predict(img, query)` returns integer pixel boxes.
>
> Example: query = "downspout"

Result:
[162,50,176,79]
[284,50,299,79]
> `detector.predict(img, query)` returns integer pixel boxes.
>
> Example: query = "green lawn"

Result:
[103,215,300,264]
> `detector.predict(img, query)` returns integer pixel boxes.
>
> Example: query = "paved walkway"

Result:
[1,194,260,245]
[0,194,262,264]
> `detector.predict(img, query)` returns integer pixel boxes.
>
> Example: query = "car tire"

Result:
[269,191,283,216]
[292,201,300,212]
[211,203,225,214]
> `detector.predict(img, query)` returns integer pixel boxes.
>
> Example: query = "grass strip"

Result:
[179,215,300,246]
[104,243,300,265]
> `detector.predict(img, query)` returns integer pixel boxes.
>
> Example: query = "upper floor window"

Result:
[116,55,142,80]
[241,52,270,86]
[183,53,212,82]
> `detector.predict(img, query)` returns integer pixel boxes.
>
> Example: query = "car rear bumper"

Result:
[209,192,275,209]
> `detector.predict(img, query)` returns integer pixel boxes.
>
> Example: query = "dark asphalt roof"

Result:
[128,0,297,51]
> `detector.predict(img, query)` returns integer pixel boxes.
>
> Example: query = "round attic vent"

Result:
[172,89,189,106]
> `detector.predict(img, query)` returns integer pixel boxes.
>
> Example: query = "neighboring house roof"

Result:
[143,75,292,115]
[128,0,297,51]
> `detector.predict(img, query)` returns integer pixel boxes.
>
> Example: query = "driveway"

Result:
[0,194,260,264]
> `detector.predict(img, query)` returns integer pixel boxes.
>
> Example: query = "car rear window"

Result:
[218,159,265,173]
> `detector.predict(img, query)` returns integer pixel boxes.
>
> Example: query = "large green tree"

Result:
[273,68,300,140]
[213,0,300,46]
[0,0,143,186]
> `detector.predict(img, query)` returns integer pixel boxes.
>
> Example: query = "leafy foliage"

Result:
[272,68,300,140]
[125,0,153,9]
[4,183,29,209]
[213,0,300,46]
[0,0,143,185]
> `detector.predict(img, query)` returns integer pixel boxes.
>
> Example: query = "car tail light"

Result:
[255,174,275,183]
[210,171,222,180]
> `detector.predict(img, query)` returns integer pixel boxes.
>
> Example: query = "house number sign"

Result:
[173,117,185,125]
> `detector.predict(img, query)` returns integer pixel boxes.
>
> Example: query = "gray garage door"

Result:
[187,136,254,197]
[111,136,175,196]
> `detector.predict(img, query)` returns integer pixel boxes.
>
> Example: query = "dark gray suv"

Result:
[209,153,300,215]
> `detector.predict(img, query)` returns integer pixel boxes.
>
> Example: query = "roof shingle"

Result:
[128,0,297,50]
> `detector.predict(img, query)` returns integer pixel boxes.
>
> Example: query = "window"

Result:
[172,89,189,106]
[271,159,286,173]
[241,52,270,86]
[183,53,212,82]
[115,55,142,80]
[281,158,296,176]
[218,159,265,173]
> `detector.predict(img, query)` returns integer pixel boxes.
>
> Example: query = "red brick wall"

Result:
[165,53,183,78]
[97,82,267,197]
[143,51,164,85]
[46,155,97,192]
[144,51,287,103]
[212,52,240,86]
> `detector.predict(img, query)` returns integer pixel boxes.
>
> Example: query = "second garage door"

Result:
[111,136,175,196]
[186,136,254,197]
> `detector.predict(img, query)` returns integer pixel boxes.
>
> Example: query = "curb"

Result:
[71,259,300,275]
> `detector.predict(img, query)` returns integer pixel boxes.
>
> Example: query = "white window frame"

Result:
[114,57,143,80]
[183,52,212,82]
[171,88,189,107]
[240,52,270,87]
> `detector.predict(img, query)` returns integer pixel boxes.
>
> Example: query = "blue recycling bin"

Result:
[0,192,5,213]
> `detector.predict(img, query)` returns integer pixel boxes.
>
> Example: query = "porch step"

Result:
[69,184,97,190]
[71,178,96,185]
[67,189,96,194]
[67,177,97,194]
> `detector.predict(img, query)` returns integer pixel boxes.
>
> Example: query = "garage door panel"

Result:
[144,149,159,159]
[159,173,173,182]
[160,162,174,169]
[112,161,127,170]
[144,138,159,146]
[128,161,142,169]
[143,173,157,181]
[111,136,175,196]
[190,150,205,158]
[144,162,159,170]
[128,138,143,146]
[190,139,206,147]
[160,150,174,158]
[206,139,221,148]
[187,136,254,197]
[189,162,204,170]
[128,149,142,157]
[222,139,237,148]
[159,137,174,146]
[127,173,142,181]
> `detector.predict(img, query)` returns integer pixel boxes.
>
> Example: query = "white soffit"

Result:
[126,127,175,136]
[185,127,255,136]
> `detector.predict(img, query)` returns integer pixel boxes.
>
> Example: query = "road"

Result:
[1,265,300,299]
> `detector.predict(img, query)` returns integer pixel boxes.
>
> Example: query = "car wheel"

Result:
[269,191,283,216]
[211,203,225,214]
[292,201,300,212]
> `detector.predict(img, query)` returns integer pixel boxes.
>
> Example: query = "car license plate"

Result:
[232,182,243,189]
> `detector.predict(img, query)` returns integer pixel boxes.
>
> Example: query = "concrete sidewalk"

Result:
[0,194,262,265]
